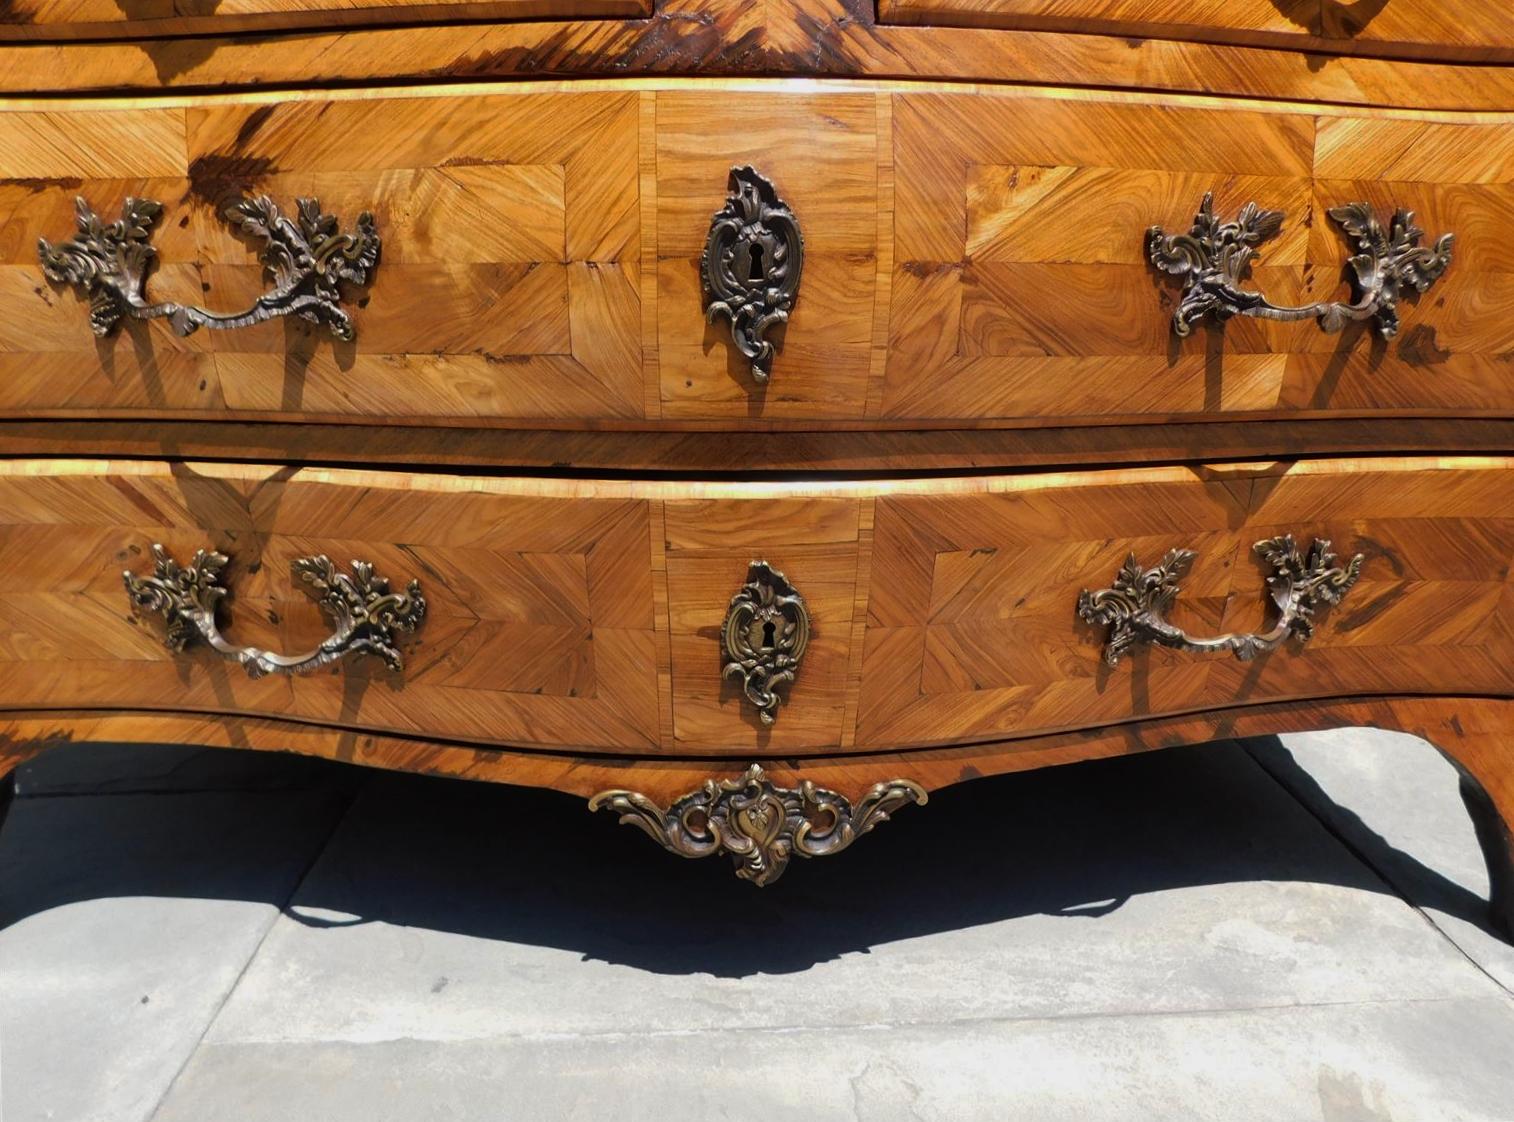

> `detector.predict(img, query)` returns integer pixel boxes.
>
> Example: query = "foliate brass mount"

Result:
[1148,193,1453,339]
[589,764,927,886]
[124,544,425,678]
[702,165,804,384]
[722,561,809,725]
[40,195,379,341]
[1078,535,1363,666]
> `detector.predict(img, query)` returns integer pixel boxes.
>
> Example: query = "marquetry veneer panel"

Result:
[0,461,662,752]
[856,458,1514,749]
[2,458,1512,758]
[0,91,646,425]
[884,91,1514,426]
[6,84,1514,433]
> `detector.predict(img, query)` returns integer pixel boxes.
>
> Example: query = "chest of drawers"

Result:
[3,0,1514,927]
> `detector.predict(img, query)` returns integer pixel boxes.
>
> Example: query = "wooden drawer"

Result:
[1,457,1511,757]
[876,0,1514,62]
[4,81,1512,432]
[0,0,648,41]
[856,457,1514,749]
[0,461,867,756]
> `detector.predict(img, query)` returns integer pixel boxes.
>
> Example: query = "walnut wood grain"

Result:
[0,0,648,41]
[877,0,1514,64]
[3,694,1513,931]
[7,81,1514,435]
[7,0,1514,106]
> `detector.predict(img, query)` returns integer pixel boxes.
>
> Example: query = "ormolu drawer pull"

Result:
[589,764,926,886]
[702,166,803,384]
[124,545,424,678]
[40,195,378,341]
[1078,535,1362,666]
[1148,193,1453,339]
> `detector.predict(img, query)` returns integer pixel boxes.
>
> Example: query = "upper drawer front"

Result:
[883,91,1514,426]
[0,0,647,41]
[877,1,1514,61]
[5,83,1512,429]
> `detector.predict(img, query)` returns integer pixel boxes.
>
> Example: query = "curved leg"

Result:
[1458,774,1514,938]
[0,767,14,840]
[1415,699,1514,939]
[1,737,62,844]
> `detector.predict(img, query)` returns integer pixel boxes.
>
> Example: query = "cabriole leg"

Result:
[0,767,16,840]
[1454,766,1514,939]
[1417,700,1514,939]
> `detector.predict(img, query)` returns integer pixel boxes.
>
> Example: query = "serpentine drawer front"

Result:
[1,456,1510,757]
[5,82,1511,429]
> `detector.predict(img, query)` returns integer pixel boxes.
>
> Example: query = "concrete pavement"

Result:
[2,731,1512,1121]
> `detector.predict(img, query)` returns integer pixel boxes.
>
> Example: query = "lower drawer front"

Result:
[0,458,1508,756]
[857,459,1514,748]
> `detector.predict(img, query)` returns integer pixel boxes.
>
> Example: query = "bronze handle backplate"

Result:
[40,194,379,341]
[1148,193,1453,339]
[124,544,425,678]
[702,165,803,384]
[1078,535,1363,666]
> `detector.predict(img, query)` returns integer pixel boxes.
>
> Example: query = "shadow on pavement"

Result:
[0,737,1502,976]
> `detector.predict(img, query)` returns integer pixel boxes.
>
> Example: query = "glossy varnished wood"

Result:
[6,0,1514,107]
[0,460,663,752]
[4,457,1514,758]
[878,0,1514,63]
[0,417,1512,474]
[2,88,645,425]
[6,81,1514,434]
[5,0,1514,919]
[860,457,1514,748]
[886,91,1514,427]
[0,0,648,41]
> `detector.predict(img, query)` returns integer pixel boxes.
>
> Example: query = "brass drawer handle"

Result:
[702,166,804,384]
[124,545,425,678]
[721,561,809,725]
[1078,535,1362,666]
[1149,193,1453,339]
[40,195,378,341]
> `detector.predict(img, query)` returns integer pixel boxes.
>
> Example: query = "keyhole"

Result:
[761,620,776,649]
[748,243,765,281]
